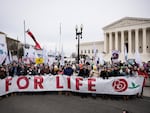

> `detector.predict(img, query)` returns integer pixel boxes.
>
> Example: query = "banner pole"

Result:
[24,20,26,48]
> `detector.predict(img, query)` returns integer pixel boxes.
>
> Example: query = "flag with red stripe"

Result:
[26,29,41,50]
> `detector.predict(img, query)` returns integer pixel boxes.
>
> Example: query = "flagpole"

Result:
[24,20,26,48]
[17,36,19,60]
[59,22,61,54]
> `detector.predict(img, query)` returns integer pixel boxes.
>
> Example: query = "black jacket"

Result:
[78,68,89,78]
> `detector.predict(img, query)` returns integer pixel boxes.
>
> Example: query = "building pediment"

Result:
[103,17,150,30]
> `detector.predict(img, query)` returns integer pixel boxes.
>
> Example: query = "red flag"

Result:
[26,29,42,50]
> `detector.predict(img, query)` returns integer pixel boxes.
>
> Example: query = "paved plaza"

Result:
[0,88,150,113]
[143,87,150,97]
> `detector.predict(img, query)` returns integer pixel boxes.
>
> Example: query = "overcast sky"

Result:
[0,0,150,56]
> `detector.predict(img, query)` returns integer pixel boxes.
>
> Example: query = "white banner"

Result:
[0,33,8,64]
[0,75,144,96]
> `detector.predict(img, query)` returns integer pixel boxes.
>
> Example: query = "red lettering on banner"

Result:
[67,77,71,89]
[76,78,83,90]
[17,76,29,89]
[34,76,44,89]
[88,78,96,91]
[5,77,12,92]
[56,76,63,88]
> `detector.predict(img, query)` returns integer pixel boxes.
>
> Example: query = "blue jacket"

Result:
[64,67,73,76]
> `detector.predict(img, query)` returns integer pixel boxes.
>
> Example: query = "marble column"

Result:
[143,28,146,54]
[121,31,124,53]
[109,32,112,54]
[128,30,132,54]
[135,29,139,52]
[115,32,118,51]
[104,32,107,53]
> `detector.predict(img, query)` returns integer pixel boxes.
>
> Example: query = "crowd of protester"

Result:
[0,60,150,78]
[0,59,150,99]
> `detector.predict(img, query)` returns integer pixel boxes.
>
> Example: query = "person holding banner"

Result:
[111,65,120,77]
[27,64,38,75]
[40,65,50,75]
[137,66,149,98]
[78,64,90,98]
[51,64,59,75]
[37,64,44,75]
[17,64,28,76]
[0,65,7,79]
[64,64,73,76]
[9,62,18,77]
[90,65,100,99]
[78,64,89,78]
[146,61,150,77]
[59,66,65,95]
[100,67,109,79]
[57,66,64,75]
[90,65,100,78]
[64,64,73,96]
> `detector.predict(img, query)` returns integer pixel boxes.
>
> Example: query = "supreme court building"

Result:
[103,17,150,62]
[79,41,104,58]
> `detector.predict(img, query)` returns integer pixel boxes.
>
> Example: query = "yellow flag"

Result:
[35,58,44,64]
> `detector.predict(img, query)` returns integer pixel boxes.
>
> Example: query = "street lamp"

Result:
[75,24,83,64]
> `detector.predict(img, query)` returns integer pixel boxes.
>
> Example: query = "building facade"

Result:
[78,41,104,58]
[0,31,24,59]
[103,17,150,62]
